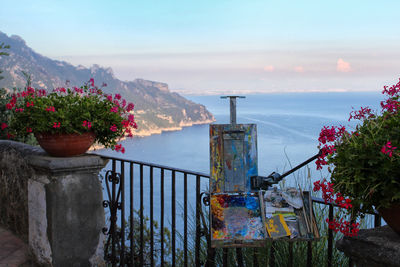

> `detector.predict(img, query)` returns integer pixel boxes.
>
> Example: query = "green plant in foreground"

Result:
[1,79,137,152]
[314,77,400,236]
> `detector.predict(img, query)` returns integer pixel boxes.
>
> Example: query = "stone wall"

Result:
[0,140,107,266]
[0,140,44,241]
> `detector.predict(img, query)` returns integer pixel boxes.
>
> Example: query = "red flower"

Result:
[1,123,8,130]
[46,106,55,112]
[114,144,125,153]
[26,127,32,133]
[6,103,14,110]
[127,103,134,112]
[74,87,83,94]
[382,79,400,97]
[53,122,61,128]
[110,124,117,132]
[110,106,118,113]
[89,78,95,87]
[82,120,92,129]
[381,98,400,113]
[381,141,397,157]
[348,106,373,121]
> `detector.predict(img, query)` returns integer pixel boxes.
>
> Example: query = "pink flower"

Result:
[107,95,113,102]
[382,79,400,97]
[46,106,55,112]
[15,108,24,112]
[381,98,400,113]
[82,120,92,129]
[110,106,118,113]
[110,124,117,132]
[314,179,359,236]
[127,103,134,112]
[318,126,338,144]
[26,127,32,133]
[114,144,125,153]
[114,94,121,100]
[26,101,34,107]
[55,87,66,93]
[74,87,83,94]
[121,120,129,128]
[1,123,8,130]
[38,89,47,97]
[53,122,61,128]
[381,141,397,157]
[89,78,95,87]
[348,106,373,121]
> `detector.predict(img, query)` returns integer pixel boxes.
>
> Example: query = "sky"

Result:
[1,0,400,94]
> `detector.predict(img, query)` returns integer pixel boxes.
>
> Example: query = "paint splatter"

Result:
[211,194,265,240]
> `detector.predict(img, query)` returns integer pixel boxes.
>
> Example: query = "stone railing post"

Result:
[27,153,107,266]
[336,225,400,267]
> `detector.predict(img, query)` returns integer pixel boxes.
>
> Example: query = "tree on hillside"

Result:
[0,42,10,80]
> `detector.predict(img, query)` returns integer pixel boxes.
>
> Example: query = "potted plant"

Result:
[314,78,400,236]
[1,79,137,156]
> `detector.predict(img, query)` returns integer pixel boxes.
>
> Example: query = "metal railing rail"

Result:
[98,154,381,267]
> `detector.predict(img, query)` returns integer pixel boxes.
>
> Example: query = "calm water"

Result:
[98,91,383,175]
[95,91,383,245]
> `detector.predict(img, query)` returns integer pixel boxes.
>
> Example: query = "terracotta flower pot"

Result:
[35,132,96,157]
[378,203,400,236]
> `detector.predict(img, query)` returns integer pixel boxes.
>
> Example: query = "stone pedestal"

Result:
[27,154,107,266]
[336,225,400,267]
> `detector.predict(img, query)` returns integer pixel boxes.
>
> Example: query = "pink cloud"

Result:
[263,65,275,72]
[337,58,352,72]
[294,66,305,73]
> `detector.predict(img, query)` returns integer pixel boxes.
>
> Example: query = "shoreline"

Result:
[89,118,215,151]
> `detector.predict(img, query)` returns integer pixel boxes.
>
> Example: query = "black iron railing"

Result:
[99,155,210,266]
[98,154,381,267]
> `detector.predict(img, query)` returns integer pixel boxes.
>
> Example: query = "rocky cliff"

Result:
[0,31,215,136]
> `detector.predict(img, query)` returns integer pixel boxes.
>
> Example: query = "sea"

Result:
[98,91,383,177]
[95,91,384,245]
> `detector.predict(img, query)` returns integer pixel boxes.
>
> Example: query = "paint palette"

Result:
[211,193,267,247]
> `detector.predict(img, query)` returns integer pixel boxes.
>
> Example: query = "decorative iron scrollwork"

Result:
[200,191,210,206]
[102,169,123,264]
[102,200,110,208]
[199,228,208,237]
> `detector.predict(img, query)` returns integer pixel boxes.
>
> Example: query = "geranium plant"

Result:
[1,79,137,153]
[314,78,400,236]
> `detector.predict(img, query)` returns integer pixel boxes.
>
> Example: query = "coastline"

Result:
[89,118,215,151]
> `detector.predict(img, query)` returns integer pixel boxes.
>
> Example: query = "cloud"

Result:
[294,66,305,73]
[263,65,275,72]
[337,58,351,72]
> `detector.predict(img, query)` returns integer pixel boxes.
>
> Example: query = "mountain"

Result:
[0,32,215,136]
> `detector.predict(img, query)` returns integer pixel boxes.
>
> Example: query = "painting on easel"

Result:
[209,124,258,193]
[211,193,266,247]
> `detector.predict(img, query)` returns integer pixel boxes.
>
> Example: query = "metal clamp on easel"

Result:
[250,152,321,190]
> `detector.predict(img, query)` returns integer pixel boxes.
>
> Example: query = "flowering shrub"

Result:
[314,78,400,236]
[1,79,137,153]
